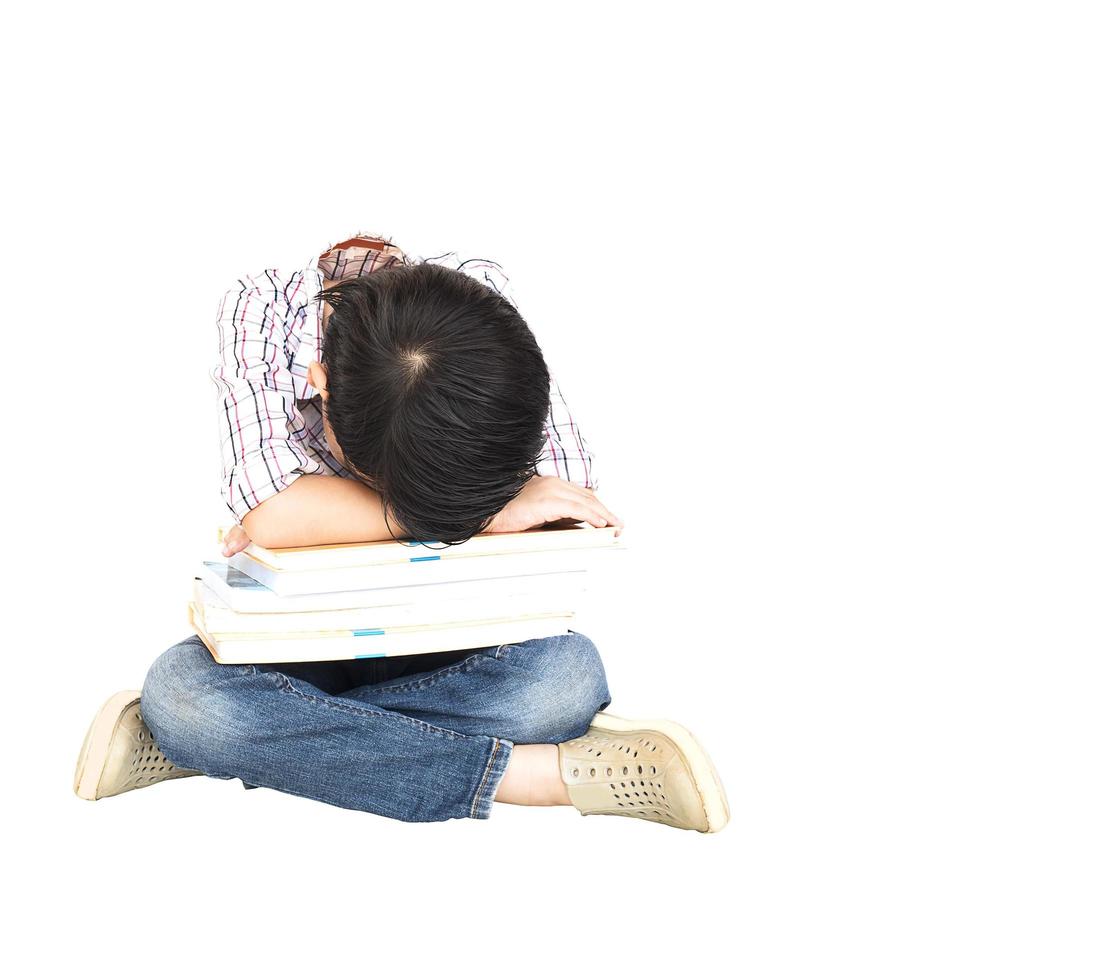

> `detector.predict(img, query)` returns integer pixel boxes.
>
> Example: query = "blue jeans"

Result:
[140,629,612,822]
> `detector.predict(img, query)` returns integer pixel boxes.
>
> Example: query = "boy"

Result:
[73,233,730,832]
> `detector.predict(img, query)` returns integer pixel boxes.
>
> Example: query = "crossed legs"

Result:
[139,630,612,822]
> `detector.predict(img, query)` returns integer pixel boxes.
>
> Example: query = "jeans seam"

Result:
[275,673,465,740]
[470,737,504,818]
[366,644,508,696]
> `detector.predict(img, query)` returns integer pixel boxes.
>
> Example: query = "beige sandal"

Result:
[558,712,730,832]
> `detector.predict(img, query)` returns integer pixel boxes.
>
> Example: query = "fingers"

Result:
[556,485,624,531]
[576,488,622,531]
[221,526,250,558]
[534,477,615,530]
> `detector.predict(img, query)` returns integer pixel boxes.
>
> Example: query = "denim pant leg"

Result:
[341,630,613,745]
[139,630,611,823]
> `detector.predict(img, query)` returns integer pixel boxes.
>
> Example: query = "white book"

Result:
[192,577,585,634]
[228,546,622,598]
[199,560,589,614]
[217,522,621,573]
[188,602,575,665]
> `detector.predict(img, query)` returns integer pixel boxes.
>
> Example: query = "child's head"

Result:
[308,263,551,545]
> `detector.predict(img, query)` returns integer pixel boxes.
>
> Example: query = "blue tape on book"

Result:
[409,555,441,562]
[353,629,386,636]
[354,652,387,659]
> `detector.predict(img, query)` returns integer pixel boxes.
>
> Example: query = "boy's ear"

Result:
[308,360,329,399]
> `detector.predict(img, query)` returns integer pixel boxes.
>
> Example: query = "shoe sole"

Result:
[74,690,142,801]
[585,712,731,833]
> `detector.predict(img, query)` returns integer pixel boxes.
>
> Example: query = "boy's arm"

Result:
[211,272,401,549]
[241,473,402,549]
[212,270,327,526]
[213,270,401,548]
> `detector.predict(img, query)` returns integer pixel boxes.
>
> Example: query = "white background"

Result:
[3,2,1107,977]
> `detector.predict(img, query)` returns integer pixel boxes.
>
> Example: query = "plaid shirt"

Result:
[211,232,597,525]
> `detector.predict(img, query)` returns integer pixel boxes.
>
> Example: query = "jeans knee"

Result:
[506,630,612,744]
[140,636,240,772]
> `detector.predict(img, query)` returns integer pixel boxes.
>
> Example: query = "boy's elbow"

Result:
[239,507,263,545]
[238,476,308,548]
[240,502,276,548]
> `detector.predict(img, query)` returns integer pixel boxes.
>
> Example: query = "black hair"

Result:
[315,262,551,546]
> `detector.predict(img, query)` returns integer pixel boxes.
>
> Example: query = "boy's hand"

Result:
[221,525,251,557]
[486,475,624,537]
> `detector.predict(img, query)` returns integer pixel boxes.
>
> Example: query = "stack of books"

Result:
[188,523,625,664]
